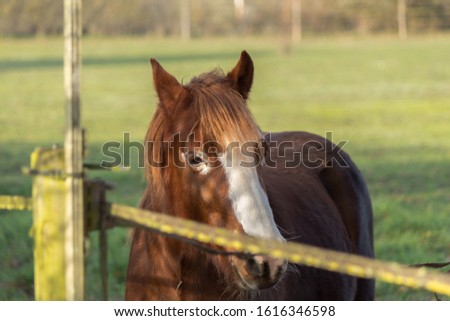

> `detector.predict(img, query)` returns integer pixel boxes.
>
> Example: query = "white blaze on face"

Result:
[220,144,285,241]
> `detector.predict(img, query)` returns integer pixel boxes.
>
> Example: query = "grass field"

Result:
[0,35,449,300]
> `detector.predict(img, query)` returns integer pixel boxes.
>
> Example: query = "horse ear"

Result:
[226,51,254,100]
[150,59,183,111]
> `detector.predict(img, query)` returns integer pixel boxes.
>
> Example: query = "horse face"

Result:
[177,138,287,291]
[150,52,287,291]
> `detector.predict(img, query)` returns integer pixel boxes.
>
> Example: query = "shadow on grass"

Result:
[0,50,271,72]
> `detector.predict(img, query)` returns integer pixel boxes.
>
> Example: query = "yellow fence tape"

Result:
[110,203,450,297]
[0,195,32,211]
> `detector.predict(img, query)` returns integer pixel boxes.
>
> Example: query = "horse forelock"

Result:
[186,69,261,146]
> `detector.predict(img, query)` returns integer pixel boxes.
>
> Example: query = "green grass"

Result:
[1,35,449,300]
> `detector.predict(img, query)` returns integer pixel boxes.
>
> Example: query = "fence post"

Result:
[30,147,67,300]
[180,0,191,41]
[64,0,85,300]
[234,0,246,35]
[291,0,302,44]
[398,0,408,40]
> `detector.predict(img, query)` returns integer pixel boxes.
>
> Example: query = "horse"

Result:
[125,51,375,300]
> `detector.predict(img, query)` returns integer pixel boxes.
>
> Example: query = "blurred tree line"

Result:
[0,0,449,37]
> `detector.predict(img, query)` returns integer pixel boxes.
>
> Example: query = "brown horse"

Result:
[125,51,375,300]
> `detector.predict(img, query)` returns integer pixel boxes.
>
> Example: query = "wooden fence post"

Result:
[180,0,191,41]
[64,0,85,300]
[32,0,88,301]
[234,0,246,35]
[398,0,408,40]
[291,0,302,44]
[30,147,67,300]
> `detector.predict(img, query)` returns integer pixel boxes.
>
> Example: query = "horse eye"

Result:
[190,156,203,165]
[187,153,206,167]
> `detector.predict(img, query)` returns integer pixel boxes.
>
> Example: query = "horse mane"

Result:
[143,68,261,213]
[187,69,261,145]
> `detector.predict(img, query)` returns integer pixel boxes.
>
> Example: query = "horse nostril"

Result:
[246,257,264,277]
[236,256,287,290]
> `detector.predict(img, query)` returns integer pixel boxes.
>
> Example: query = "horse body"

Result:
[259,131,374,300]
[125,52,375,300]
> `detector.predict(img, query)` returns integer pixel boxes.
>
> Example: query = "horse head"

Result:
[144,51,287,292]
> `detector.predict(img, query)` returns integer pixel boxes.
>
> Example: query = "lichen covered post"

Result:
[30,147,67,300]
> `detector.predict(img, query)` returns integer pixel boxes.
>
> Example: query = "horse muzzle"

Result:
[231,255,287,291]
